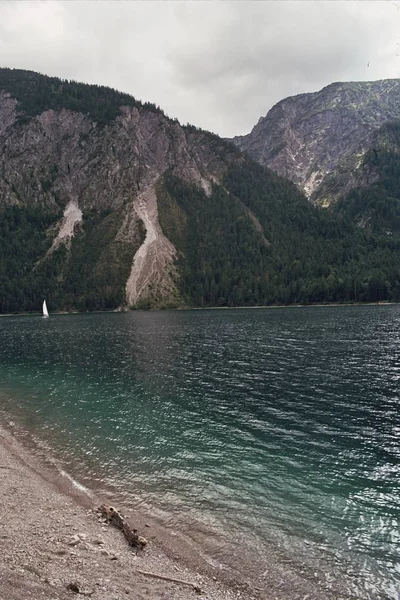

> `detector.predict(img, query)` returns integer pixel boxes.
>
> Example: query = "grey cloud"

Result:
[0,1,399,137]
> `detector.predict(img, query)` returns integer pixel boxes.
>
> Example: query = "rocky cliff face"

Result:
[231,79,400,204]
[0,70,237,308]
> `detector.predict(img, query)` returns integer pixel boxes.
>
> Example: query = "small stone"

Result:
[68,535,81,546]
[93,538,105,545]
[67,582,80,593]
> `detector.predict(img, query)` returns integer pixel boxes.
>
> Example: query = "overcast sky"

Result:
[0,1,400,137]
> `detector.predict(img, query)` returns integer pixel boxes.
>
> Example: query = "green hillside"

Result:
[158,161,400,307]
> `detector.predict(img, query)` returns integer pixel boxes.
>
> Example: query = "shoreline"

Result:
[179,301,396,311]
[0,300,396,318]
[0,421,351,600]
[0,424,259,600]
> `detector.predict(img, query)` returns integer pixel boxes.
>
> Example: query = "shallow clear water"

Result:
[0,307,399,598]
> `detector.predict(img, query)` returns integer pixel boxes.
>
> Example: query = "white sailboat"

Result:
[42,300,49,318]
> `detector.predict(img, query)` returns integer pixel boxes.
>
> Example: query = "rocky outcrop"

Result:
[231,79,400,204]
[49,201,83,252]
[125,182,178,306]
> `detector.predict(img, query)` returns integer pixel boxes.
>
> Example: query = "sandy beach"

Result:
[0,426,256,600]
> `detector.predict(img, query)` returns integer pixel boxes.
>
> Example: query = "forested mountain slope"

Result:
[1,68,400,312]
[333,121,400,230]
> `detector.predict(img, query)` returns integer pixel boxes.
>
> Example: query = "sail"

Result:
[42,300,49,318]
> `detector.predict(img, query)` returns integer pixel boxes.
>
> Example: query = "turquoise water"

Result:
[0,307,399,598]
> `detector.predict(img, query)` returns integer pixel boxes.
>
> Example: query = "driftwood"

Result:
[97,505,202,593]
[97,504,147,549]
[136,569,202,594]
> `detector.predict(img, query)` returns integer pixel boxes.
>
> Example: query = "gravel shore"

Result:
[0,427,255,600]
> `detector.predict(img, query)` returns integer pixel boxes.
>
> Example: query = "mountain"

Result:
[1,68,400,313]
[0,68,302,311]
[231,79,400,204]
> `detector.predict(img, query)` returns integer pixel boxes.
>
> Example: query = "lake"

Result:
[0,306,399,598]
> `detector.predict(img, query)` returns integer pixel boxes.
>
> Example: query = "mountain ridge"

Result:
[231,78,400,204]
